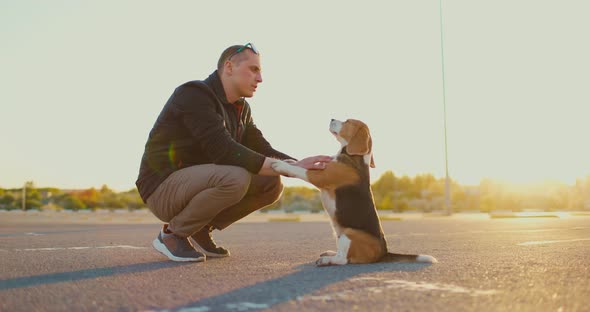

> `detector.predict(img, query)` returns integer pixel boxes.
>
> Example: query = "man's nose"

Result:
[256,73,263,83]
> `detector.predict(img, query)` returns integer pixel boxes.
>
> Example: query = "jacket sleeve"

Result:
[174,83,266,173]
[243,113,296,161]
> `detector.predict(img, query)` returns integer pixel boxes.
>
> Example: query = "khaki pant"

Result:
[146,164,283,237]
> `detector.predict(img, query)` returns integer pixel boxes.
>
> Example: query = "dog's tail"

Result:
[381,252,438,263]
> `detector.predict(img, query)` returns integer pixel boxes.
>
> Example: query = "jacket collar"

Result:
[204,70,246,106]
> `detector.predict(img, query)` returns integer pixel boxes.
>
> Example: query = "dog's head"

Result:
[329,119,375,168]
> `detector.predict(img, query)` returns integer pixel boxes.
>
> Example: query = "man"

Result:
[136,43,331,262]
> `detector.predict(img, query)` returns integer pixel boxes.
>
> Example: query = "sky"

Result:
[1,1,589,191]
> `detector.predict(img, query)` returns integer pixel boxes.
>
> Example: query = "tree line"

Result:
[2,172,590,212]
[263,171,590,213]
[0,182,143,211]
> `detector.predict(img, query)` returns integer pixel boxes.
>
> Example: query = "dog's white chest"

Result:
[320,191,336,218]
[320,190,342,236]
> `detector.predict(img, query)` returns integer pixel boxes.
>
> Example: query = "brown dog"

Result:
[272,119,437,266]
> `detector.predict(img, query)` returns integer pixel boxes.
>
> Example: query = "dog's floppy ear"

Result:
[346,126,372,156]
[364,153,376,168]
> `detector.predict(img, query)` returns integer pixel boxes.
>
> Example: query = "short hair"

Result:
[217,45,252,73]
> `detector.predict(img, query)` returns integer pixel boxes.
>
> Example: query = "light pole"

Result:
[22,182,26,210]
[439,0,451,214]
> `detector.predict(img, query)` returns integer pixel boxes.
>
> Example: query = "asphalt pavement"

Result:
[1,211,589,312]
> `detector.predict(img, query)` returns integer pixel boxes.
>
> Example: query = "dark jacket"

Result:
[135,70,294,203]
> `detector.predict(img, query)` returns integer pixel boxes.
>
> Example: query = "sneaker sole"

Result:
[189,237,230,258]
[152,238,205,262]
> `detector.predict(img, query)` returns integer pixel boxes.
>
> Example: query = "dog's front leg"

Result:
[271,160,310,182]
[316,234,350,266]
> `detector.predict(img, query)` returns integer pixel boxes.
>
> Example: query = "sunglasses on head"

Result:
[227,43,259,61]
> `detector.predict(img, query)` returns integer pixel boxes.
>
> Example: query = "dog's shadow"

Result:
[169,261,433,312]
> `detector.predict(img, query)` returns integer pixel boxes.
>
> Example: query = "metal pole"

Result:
[22,182,26,210]
[439,0,451,214]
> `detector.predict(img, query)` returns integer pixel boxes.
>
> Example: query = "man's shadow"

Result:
[165,261,433,312]
[0,261,193,291]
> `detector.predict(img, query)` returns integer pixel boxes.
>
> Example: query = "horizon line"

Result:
[2,172,589,192]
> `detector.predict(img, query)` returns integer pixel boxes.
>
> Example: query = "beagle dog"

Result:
[272,119,437,266]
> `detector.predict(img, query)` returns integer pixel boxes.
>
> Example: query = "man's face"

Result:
[228,50,263,98]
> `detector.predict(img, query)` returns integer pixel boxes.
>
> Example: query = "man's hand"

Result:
[290,155,332,170]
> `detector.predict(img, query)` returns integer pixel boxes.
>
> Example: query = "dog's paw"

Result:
[271,160,295,177]
[320,250,337,257]
[315,256,333,267]
[270,160,287,172]
[315,255,347,266]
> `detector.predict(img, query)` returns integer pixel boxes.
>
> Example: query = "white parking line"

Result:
[297,277,498,302]
[386,227,589,238]
[517,238,590,246]
[382,279,498,296]
[145,307,211,312]
[226,303,270,310]
[13,245,148,251]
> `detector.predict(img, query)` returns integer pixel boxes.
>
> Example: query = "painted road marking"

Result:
[144,307,211,312]
[148,278,498,311]
[386,227,589,238]
[226,303,270,310]
[12,245,148,251]
[297,277,498,302]
[147,303,268,312]
[382,279,498,296]
[517,238,590,246]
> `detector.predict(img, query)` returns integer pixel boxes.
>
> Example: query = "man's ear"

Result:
[346,126,371,156]
[224,60,233,75]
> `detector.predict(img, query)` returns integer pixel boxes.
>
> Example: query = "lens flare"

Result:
[168,142,176,167]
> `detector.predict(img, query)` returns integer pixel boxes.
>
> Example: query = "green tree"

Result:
[414,174,436,194]
[376,194,394,210]
[392,198,409,212]
[372,171,396,196]
[498,193,523,211]
[0,193,16,209]
[479,194,496,212]
[397,175,412,193]
[22,181,42,210]
[263,186,321,212]
[79,188,100,209]
[57,194,87,211]
[548,186,571,211]
[120,188,145,210]
[104,194,126,209]
[97,184,125,209]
